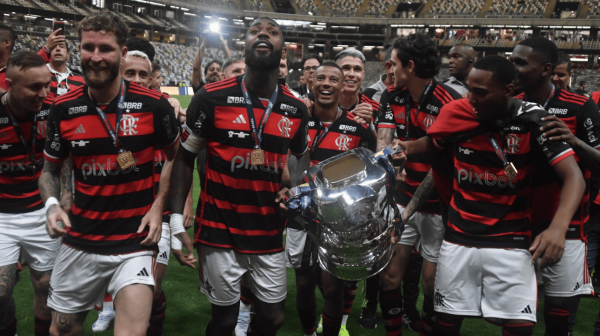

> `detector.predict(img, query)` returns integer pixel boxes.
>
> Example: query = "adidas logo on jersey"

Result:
[233,114,247,124]
[68,106,87,115]
[227,96,246,104]
[137,268,149,277]
[74,125,86,134]
[520,305,532,314]
[160,251,168,260]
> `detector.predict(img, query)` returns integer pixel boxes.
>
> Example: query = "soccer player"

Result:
[191,33,231,93]
[291,62,376,336]
[169,17,308,336]
[365,46,394,103]
[511,37,598,336]
[149,62,163,92]
[293,53,322,97]
[39,13,184,336]
[0,50,58,336]
[444,43,475,96]
[552,52,574,92]
[401,54,585,336]
[46,42,85,99]
[223,52,246,79]
[375,34,462,336]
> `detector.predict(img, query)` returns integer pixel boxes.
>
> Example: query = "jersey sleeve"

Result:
[289,104,309,156]
[375,90,394,130]
[576,99,600,150]
[180,88,213,154]
[154,96,180,149]
[43,103,69,163]
[531,109,574,166]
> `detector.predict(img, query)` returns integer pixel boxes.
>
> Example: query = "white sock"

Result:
[240,301,251,312]
[102,301,114,312]
[342,314,349,325]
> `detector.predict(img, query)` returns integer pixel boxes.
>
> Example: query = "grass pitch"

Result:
[11,95,600,335]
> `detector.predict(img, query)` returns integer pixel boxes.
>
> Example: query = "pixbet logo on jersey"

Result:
[278,117,293,137]
[230,152,283,174]
[0,159,29,173]
[457,168,516,188]
[80,158,139,180]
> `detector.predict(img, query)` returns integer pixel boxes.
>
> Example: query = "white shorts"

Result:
[0,209,60,271]
[285,228,314,269]
[537,239,594,297]
[47,245,155,314]
[199,245,287,306]
[156,222,170,266]
[434,241,537,322]
[398,205,444,262]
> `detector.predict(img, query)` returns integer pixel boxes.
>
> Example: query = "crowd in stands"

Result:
[428,0,484,16]
[294,0,321,15]
[487,0,548,17]
[324,0,362,17]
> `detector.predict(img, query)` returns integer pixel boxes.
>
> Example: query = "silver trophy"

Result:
[284,147,404,281]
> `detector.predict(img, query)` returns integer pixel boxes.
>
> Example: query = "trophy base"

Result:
[317,242,394,281]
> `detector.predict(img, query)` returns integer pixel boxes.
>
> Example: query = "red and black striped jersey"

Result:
[428,98,574,249]
[46,65,85,101]
[151,87,170,99]
[375,80,462,214]
[43,81,180,255]
[307,110,376,166]
[181,75,309,254]
[516,89,600,240]
[0,94,53,214]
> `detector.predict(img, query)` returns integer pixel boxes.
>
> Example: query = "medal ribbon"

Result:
[240,75,279,150]
[542,84,556,109]
[486,131,510,167]
[92,78,127,154]
[310,107,343,152]
[3,93,39,171]
[404,79,433,141]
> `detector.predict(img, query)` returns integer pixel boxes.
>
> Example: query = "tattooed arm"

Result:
[401,170,436,223]
[59,156,73,213]
[39,159,71,237]
[376,127,395,152]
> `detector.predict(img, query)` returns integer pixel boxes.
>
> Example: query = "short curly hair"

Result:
[393,34,440,79]
[78,13,129,47]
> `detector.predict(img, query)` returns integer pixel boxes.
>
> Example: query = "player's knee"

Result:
[378,270,401,290]
[421,273,435,296]
[261,311,285,334]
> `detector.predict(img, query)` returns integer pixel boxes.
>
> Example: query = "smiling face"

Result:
[467,68,513,124]
[313,66,344,109]
[121,56,151,87]
[205,61,222,83]
[7,65,51,113]
[244,19,284,72]
[79,30,126,89]
[552,63,571,90]
[337,55,364,95]
[509,45,549,93]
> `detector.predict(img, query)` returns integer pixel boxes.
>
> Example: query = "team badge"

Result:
[278,117,293,138]
[335,134,351,151]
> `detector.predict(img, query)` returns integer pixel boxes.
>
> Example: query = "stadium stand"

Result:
[487,0,549,17]
[324,0,362,16]
[365,0,425,17]
[293,0,321,15]
[428,0,485,17]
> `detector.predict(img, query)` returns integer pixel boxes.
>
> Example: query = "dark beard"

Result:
[245,48,282,72]
[82,60,120,89]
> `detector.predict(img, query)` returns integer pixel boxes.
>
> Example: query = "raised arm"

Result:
[192,38,206,90]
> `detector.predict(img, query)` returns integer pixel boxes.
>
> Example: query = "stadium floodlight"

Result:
[209,22,220,33]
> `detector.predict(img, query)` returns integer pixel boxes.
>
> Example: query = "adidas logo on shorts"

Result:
[520,305,532,314]
[137,268,149,277]
[160,251,168,260]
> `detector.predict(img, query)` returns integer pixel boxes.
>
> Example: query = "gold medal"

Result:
[250,149,264,166]
[504,162,518,182]
[117,151,136,169]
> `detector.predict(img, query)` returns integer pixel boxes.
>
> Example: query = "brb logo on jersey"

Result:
[278,117,293,137]
[506,134,521,154]
[280,103,297,114]
[335,134,351,151]
[120,115,139,136]
[339,125,357,133]
[227,96,246,104]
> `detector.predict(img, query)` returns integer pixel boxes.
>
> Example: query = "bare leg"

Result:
[49,311,88,336]
[0,264,17,335]
[113,284,153,336]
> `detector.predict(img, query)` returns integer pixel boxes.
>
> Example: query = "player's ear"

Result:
[504,83,514,99]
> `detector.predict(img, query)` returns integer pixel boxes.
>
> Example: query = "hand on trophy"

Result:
[276,188,290,212]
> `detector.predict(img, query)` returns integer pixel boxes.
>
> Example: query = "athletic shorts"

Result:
[434,241,537,323]
[285,227,315,269]
[156,222,170,266]
[199,245,287,306]
[537,239,594,297]
[398,205,444,262]
[0,208,60,271]
[47,245,155,314]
